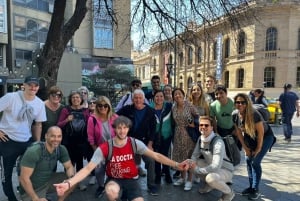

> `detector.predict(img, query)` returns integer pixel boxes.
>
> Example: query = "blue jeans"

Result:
[282,113,294,139]
[245,134,273,190]
[0,137,32,201]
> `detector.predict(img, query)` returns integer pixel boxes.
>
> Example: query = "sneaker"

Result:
[89,176,96,185]
[194,177,201,184]
[248,189,261,200]
[285,138,291,143]
[95,186,105,198]
[138,167,146,177]
[218,189,235,201]
[165,174,173,184]
[79,183,87,191]
[198,184,213,194]
[148,186,159,196]
[173,171,180,178]
[173,178,185,186]
[241,187,253,196]
[184,181,193,191]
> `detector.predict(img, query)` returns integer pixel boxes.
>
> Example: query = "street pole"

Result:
[173,0,177,88]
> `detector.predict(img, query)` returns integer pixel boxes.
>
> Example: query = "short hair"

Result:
[151,75,160,81]
[68,90,83,105]
[47,86,63,98]
[206,74,216,82]
[112,116,132,128]
[199,116,214,126]
[131,79,142,85]
[78,86,89,94]
[132,89,145,99]
[214,85,227,94]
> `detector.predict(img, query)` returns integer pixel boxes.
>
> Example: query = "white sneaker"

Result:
[184,181,193,191]
[173,178,185,186]
[89,176,96,185]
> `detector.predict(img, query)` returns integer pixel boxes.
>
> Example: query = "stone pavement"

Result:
[1,118,300,201]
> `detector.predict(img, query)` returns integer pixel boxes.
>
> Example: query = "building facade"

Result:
[133,0,300,98]
[0,0,131,96]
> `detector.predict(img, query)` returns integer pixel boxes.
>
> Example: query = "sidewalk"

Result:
[1,120,300,201]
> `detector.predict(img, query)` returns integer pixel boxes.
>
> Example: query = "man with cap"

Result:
[0,75,47,201]
[279,83,300,142]
[115,79,149,112]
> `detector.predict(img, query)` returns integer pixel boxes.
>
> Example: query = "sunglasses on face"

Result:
[81,91,87,95]
[132,83,140,87]
[97,104,109,108]
[89,101,96,105]
[200,124,210,128]
[50,93,62,98]
[235,101,247,105]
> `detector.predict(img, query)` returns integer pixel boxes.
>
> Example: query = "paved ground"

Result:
[1,117,300,201]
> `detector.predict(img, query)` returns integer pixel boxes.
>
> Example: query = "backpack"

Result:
[122,93,130,107]
[65,106,87,137]
[17,142,61,175]
[253,104,270,122]
[201,135,241,166]
[106,137,137,161]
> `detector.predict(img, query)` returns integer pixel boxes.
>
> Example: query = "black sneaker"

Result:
[95,186,105,198]
[148,186,159,196]
[241,187,253,196]
[248,189,261,200]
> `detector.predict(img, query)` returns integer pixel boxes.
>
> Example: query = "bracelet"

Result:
[174,162,178,169]
[63,180,71,189]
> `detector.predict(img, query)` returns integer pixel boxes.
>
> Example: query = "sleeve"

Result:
[59,145,71,163]
[20,147,40,168]
[135,139,148,155]
[87,116,96,145]
[191,139,201,161]
[115,95,127,112]
[0,93,14,112]
[90,147,105,165]
[57,107,69,128]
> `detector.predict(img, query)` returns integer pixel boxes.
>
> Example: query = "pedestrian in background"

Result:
[87,96,118,197]
[163,84,173,103]
[252,89,268,107]
[145,75,161,103]
[233,93,275,200]
[57,90,90,191]
[78,86,89,109]
[0,76,47,201]
[205,75,216,103]
[42,86,64,141]
[279,83,300,142]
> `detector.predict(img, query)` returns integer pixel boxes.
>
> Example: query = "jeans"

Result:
[282,113,294,139]
[142,154,156,188]
[0,137,32,201]
[154,136,172,177]
[245,134,273,190]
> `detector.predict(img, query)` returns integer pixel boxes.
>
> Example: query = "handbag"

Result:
[186,126,200,143]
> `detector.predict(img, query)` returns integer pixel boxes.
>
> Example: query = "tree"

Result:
[36,0,254,88]
[89,66,136,106]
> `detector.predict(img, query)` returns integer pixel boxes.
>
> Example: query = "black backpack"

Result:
[253,104,270,122]
[200,135,241,166]
[65,106,87,137]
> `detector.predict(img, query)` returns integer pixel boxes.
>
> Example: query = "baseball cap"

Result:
[24,76,39,85]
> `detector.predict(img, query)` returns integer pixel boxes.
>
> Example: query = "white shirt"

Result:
[0,92,47,142]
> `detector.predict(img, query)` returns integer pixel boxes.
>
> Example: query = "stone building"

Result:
[133,0,300,98]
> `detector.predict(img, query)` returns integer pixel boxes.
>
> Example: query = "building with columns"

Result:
[133,0,300,98]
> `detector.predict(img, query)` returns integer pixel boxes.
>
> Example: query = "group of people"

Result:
[0,74,298,201]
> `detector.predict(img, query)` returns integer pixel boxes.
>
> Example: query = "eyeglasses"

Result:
[199,124,210,128]
[81,91,87,95]
[50,93,62,98]
[97,104,109,108]
[132,83,140,87]
[89,101,96,105]
[235,101,247,105]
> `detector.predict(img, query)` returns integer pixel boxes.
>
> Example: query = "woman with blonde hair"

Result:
[87,96,118,197]
[189,83,209,116]
[232,93,275,200]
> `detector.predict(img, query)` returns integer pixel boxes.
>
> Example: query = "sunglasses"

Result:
[97,104,109,108]
[132,83,140,87]
[81,91,87,95]
[235,101,247,105]
[50,93,62,98]
[89,101,96,105]
[199,124,210,128]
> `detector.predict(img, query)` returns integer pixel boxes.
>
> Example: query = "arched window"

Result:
[298,28,300,50]
[264,67,275,88]
[266,27,277,51]
[213,41,217,60]
[179,52,183,67]
[153,58,156,71]
[296,67,300,87]
[187,76,193,89]
[169,54,173,65]
[237,68,244,88]
[188,46,193,65]
[238,31,246,54]
[224,38,230,58]
[224,71,229,88]
[197,47,202,63]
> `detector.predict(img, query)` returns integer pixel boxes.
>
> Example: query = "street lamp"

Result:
[166,63,173,85]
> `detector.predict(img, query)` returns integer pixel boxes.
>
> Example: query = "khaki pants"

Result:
[196,159,233,194]
[20,172,67,201]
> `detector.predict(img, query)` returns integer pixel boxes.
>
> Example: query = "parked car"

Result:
[266,98,282,124]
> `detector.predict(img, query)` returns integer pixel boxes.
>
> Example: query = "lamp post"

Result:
[166,63,173,85]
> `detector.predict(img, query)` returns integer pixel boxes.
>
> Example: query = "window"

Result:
[224,71,229,88]
[15,49,32,68]
[169,54,173,65]
[179,52,183,67]
[213,41,217,60]
[224,38,230,58]
[197,47,202,63]
[13,0,49,12]
[0,0,7,33]
[237,68,244,88]
[298,29,300,50]
[14,15,48,42]
[266,27,277,51]
[297,67,300,87]
[238,31,246,54]
[0,45,3,67]
[187,46,193,65]
[264,67,275,87]
[153,58,156,71]
[93,0,113,49]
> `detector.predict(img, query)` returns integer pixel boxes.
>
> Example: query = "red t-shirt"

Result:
[100,138,138,179]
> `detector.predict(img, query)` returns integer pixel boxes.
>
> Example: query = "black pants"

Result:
[154,136,172,177]
[0,137,32,201]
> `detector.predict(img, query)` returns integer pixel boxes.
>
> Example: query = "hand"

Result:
[177,160,189,171]
[67,115,74,122]
[252,148,261,157]
[53,182,69,196]
[0,131,8,142]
